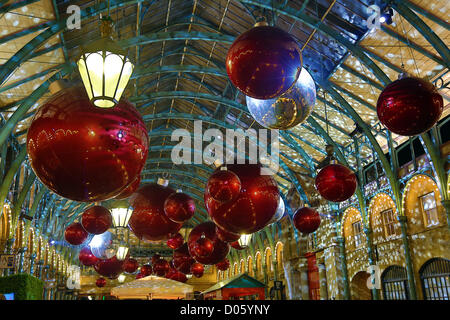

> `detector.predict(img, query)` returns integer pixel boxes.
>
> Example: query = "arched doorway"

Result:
[350,271,372,300]
[420,258,450,300]
[381,266,409,300]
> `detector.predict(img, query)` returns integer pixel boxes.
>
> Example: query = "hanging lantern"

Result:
[115,245,129,261]
[167,233,184,250]
[163,192,196,223]
[315,162,357,202]
[64,223,88,246]
[237,234,252,249]
[77,16,134,108]
[293,207,321,234]
[81,206,112,235]
[110,206,133,229]
[206,168,242,203]
[118,274,126,283]
[96,277,106,288]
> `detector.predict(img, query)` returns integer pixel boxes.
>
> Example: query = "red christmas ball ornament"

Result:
[315,163,357,202]
[216,225,240,243]
[164,192,195,223]
[173,243,195,274]
[205,164,280,234]
[167,233,184,250]
[140,264,153,277]
[94,256,124,280]
[81,206,112,235]
[123,258,139,274]
[26,85,149,202]
[377,76,443,136]
[193,235,215,258]
[115,176,141,199]
[188,222,230,265]
[190,263,204,278]
[153,259,170,277]
[226,25,302,99]
[151,254,161,265]
[230,241,246,250]
[206,169,241,203]
[293,207,321,234]
[129,184,183,241]
[79,246,100,266]
[166,269,188,283]
[135,272,144,279]
[64,222,88,246]
[96,277,106,288]
[216,259,230,271]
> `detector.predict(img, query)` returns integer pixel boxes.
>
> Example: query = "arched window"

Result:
[381,266,409,300]
[247,256,253,276]
[265,248,272,277]
[276,242,284,272]
[342,207,365,250]
[255,252,262,277]
[233,262,238,276]
[240,259,245,274]
[420,258,450,300]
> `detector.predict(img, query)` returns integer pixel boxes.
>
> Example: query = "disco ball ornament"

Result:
[79,246,100,267]
[129,183,183,241]
[205,164,279,234]
[166,269,188,283]
[216,259,230,271]
[94,256,124,280]
[140,264,153,277]
[226,24,302,99]
[64,222,88,246]
[153,259,170,277]
[230,241,246,250]
[167,233,184,250]
[315,163,357,202]
[246,67,315,129]
[377,76,443,136]
[293,207,321,234]
[206,169,242,203]
[173,243,195,274]
[216,225,240,243]
[123,258,139,274]
[26,85,149,202]
[89,231,116,260]
[151,254,161,265]
[188,222,230,265]
[81,206,112,235]
[115,176,141,199]
[96,277,106,288]
[190,263,204,278]
[193,235,215,258]
[163,192,195,223]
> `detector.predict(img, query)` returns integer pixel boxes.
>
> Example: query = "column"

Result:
[263,264,269,299]
[397,215,418,300]
[282,258,300,300]
[337,237,350,300]
[29,253,37,275]
[272,260,279,299]
[364,227,380,300]
[318,264,328,300]
[37,260,44,279]
[441,200,450,230]
[298,259,309,300]
[18,247,27,273]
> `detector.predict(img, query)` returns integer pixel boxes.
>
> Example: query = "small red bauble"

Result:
[315,163,357,202]
[26,85,149,202]
[190,263,204,278]
[193,235,215,258]
[64,222,88,246]
[123,258,139,274]
[81,206,112,235]
[206,169,241,203]
[167,233,184,250]
[164,192,195,223]
[140,264,153,277]
[230,241,246,250]
[216,225,241,243]
[129,184,183,241]
[188,222,230,265]
[166,269,188,283]
[205,164,280,234]
[226,25,302,99]
[153,259,170,277]
[135,273,144,279]
[96,277,106,288]
[216,259,230,271]
[79,246,100,266]
[151,254,161,265]
[115,176,141,199]
[377,76,443,136]
[293,207,321,234]
[94,256,124,280]
[173,243,195,274]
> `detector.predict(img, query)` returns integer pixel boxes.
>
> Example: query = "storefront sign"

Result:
[0,254,15,269]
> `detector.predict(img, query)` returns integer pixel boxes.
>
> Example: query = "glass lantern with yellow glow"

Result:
[77,16,134,108]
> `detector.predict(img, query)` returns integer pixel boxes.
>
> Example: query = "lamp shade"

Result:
[237,234,252,248]
[111,207,133,228]
[116,245,129,261]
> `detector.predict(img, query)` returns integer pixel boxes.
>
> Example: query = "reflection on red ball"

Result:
[216,259,230,271]
[293,207,321,234]
[26,85,149,202]
[377,76,443,136]
[188,222,230,265]
[129,184,183,241]
[64,222,88,246]
[123,258,139,274]
[140,264,153,277]
[193,236,214,258]
[153,259,170,277]
[205,164,279,234]
[164,192,195,223]
[79,246,100,266]
[216,225,241,243]
[94,256,124,279]
[315,163,357,202]
[96,277,106,288]
[173,243,195,274]
[190,263,204,278]
[226,25,302,99]
[81,206,112,235]
[167,233,184,250]
[206,169,241,203]
[230,241,246,250]
[115,176,141,199]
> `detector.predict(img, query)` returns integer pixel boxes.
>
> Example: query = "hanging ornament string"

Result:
[398,14,420,78]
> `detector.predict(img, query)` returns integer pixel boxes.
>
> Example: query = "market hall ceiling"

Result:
[0,0,449,227]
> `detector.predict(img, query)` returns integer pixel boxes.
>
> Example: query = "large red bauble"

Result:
[123,258,139,274]
[164,192,195,223]
[188,222,230,265]
[167,233,184,250]
[190,263,204,278]
[153,259,170,277]
[26,85,149,202]
[64,222,88,246]
[226,25,302,99]
[173,243,195,274]
[140,264,153,277]
[216,225,240,243]
[216,259,230,271]
[230,241,246,250]
[206,169,241,203]
[96,277,106,288]
[81,206,112,235]
[315,163,357,202]
[115,176,141,199]
[79,246,100,266]
[166,269,188,283]
[376,76,443,136]
[94,256,124,279]
[193,236,214,258]
[129,184,183,241]
[205,164,279,234]
[293,207,321,234]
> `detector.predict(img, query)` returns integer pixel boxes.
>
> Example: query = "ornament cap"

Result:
[157,178,169,186]
[254,20,269,27]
